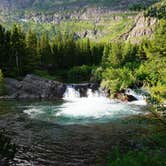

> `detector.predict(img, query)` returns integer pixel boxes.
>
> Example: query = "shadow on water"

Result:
[0,100,163,166]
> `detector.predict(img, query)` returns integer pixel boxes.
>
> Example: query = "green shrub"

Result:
[145,0,166,19]
[67,65,96,83]
[109,149,166,166]
[102,67,136,93]
[33,70,57,80]
[0,70,6,96]
[129,4,145,11]
[150,85,166,103]
[91,67,103,82]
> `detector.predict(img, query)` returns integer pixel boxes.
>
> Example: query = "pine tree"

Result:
[40,33,53,67]
[10,25,27,76]
[0,69,5,95]
[109,42,123,68]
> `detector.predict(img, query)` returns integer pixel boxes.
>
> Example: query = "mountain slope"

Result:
[0,0,160,11]
[0,0,162,42]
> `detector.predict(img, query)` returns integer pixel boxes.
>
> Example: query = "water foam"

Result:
[24,108,44,118]
[55,86,145,119]
[125,89,147,106]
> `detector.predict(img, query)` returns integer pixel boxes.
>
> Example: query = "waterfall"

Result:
[63,85,105,100]
[63,85,80,99]
[63,86,147,105]
[125,89,147,106]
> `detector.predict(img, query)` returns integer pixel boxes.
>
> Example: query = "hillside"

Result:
[0,0,161,41]
[0,0,159,11]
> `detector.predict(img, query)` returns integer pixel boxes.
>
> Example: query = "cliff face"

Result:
[23,7,113,24]
[121,13,157,43]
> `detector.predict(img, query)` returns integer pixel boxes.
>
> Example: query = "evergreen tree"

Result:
[108,42,123,68]
[40,33,53,67]
[0,69,5,95]
[10,25,27,76]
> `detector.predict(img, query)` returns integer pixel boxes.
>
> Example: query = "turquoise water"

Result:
[22,99,148,125]
[20,87,148,125]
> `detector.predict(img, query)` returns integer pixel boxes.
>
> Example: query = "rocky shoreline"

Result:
[0,74,147,103]
[2,74,66,100]
[0,74,100,100]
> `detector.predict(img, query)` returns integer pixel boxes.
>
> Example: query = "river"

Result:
[0,87,156,165]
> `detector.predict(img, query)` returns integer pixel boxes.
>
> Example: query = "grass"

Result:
[109,149,166,166]
[109,114,166,166]
[2,12,136,42]
[33,70,58,80]
[99,17,134,42]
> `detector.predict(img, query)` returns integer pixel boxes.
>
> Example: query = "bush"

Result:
[91,67,103,82]
[150,85,166,103]
[129,4,145,11]
[33,70,57,80]
[67,65,96,83]
[0,70,6,96]
[145,1,166,19]
[109,149,166,166]
[102,67,136,93]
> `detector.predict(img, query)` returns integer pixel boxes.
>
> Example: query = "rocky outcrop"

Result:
[114,92,138,102]
[3,74,66,100]
[71,83,100,97]
[2,75,100,100]
[121,13,157,43]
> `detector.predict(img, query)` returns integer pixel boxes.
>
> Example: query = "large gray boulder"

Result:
[4,74,66,100]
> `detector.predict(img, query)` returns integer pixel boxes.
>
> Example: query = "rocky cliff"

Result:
[121,13,157,43]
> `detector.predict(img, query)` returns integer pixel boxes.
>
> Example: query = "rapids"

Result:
[23,86,147,125]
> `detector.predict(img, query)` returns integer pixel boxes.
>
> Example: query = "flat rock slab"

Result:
[4,74,66,100]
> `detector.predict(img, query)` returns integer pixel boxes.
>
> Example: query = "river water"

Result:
[0,87,153,165]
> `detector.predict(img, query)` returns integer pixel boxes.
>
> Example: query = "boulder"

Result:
[3,74,66,100]
[126,94,138,102]
[72,83,99,97]
[73,83,99,90]
[4,78,21,95]
[114,92,138,102]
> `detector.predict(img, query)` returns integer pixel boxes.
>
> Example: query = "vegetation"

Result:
[128,0,160,11]
[67,65,96,83]
[0,0,159,11]
[0,70,5,95]
[109,148,166,166]
[108,116,166,166]
[99,19,166,102]
[0,17,166,101]
[0,1,165,165]
[0,1,165,102]
[0,24,103,82]
[145,0,166,19]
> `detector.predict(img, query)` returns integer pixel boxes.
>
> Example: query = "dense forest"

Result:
[0,24,103,82]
